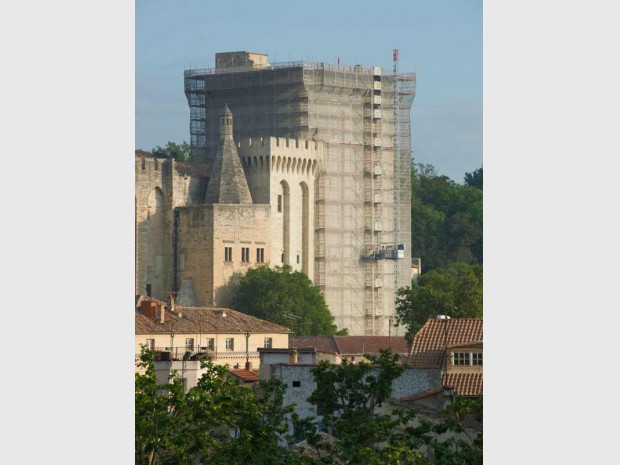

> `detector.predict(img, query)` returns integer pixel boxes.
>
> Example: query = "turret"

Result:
[220,104,233,140]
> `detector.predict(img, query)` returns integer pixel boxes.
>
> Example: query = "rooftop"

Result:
[135,301,290,335]
[185,59,409,78]
[229,369,259,383]
[442,372,483,397]
[290,335,409,356]
[408,318,483,368]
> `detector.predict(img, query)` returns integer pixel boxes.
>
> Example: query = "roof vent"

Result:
[436,315,451,320]
[216,309,227,317]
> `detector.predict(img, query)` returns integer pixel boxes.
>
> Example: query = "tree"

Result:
[463,168,483,189]
[151,141,191,162]
[395,263,483,341]
[135,347,301,465]
[411,163,483,271]
[233,265,341,336]
[429,396,483,465]
[299,351,482,465]
[303,351,426,464]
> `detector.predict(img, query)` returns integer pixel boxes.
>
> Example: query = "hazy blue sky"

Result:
[136,0,482,183]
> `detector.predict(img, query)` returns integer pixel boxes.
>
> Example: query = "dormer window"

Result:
[452,351,483,366]
[453,352,470,366]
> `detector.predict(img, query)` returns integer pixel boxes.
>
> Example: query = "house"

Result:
[290,335,410,363]
[408,316,483,397]
[262,359,440,429]
[257,347,342,380]
[135,294,290,370]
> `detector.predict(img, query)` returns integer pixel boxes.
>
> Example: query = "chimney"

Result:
[168,294,175,313]
[141,300,157,319]
[289,349,298,364]
[159,304,165,324]
[245,361,252,370]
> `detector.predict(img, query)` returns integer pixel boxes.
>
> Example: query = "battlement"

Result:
[135,155,169,178]
[236,137,322,176]
[235,136,320,151]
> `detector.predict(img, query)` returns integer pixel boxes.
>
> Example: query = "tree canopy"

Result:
[136,347,482,464]
[232,265,344,336]
[396,263,483,341]
[464,167,483,189]
[298,350,483,464]
[411,163,482,272]
[135,348,297,465]
[151,141,190,162]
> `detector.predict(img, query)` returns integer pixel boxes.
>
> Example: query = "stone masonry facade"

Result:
[135,109,323,309]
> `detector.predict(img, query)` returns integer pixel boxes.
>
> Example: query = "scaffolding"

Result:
[184,56,415,335]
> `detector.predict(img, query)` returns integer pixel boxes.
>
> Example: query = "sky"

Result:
[136,0,482,183]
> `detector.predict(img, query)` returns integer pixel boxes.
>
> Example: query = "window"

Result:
[453,352,471,366]
[145,339,155,351]
[185,338,194,351]
[204,338,215,351]
[296,254,300,264]
[264,337,273,349]
[452,351,482,366]
[277,195,282,212]
[256,248,265,263]
[225,247,233,262]
[241,247,250,262]
[226,338,234,351]
[292,381,301,388]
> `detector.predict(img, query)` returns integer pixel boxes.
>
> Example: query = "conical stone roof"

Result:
[204,107,253,204]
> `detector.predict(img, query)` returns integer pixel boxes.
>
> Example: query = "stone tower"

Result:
[174,106,271,306]
[184,52,416,335]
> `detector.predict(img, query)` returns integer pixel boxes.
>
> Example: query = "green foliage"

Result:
[299,351,482,464]
[136,347,482,465]
[396,263,483,341]
[411,163,482,271]
[463,168,483,189]
[304,351,427,464]
[430,397,483,465]
[135,347,300,465]
[151,141,190,162]
[233,265,341,336]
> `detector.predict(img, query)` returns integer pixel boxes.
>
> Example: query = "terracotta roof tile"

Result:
[290,336,338,353]
[290,336,409,356]
[442,372,483,397]
[136,306,290,335]
[334,336,409,355]
[409,318,483,368]
[229,369,259,383]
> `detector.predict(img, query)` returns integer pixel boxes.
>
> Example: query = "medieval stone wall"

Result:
[176,204,271,307]
[238,136,321,280]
